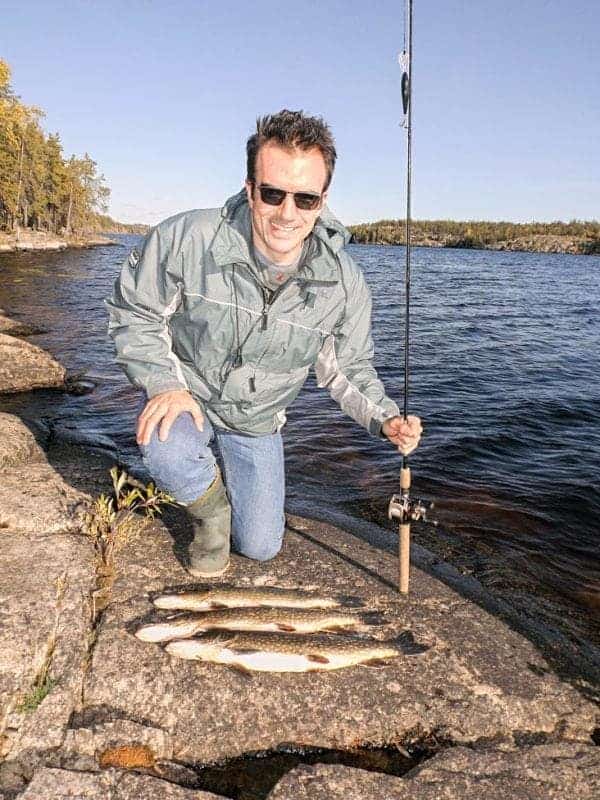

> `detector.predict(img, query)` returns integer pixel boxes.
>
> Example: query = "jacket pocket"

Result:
[219,363,308,406]
[271,318,327,370]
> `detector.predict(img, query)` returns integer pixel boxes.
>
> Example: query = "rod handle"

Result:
[399,523,410,593]
[400,467,411,490]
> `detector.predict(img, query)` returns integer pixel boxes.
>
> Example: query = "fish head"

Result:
[153,590,213,610]
[165,631,235,661]
[135,624,166,643]
[165,640,200,660]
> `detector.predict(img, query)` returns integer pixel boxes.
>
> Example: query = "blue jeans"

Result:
[139,411,286,561]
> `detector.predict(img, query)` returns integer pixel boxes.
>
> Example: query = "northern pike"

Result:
[136,607,387,643]
[153,586,365,612]
[165,630,428,672]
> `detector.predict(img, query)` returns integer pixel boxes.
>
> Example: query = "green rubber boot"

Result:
[186,466,231,578]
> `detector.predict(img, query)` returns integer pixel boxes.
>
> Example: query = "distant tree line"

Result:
[348,219,600,255]
[90,214,148,234]
[0,59,110,235]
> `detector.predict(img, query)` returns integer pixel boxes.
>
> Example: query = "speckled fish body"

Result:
[165,630,427,672]
[136,607,385,643]
[153,586,364,612]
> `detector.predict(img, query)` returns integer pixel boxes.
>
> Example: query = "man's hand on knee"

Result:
[136,390,204,446]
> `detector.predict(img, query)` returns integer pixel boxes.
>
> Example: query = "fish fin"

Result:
[229,647,261,656]
[200,632,236,648]
[275,623,296,632]
[228,664,254,678]
[396,630,430,656]
[360,613,390,626]
[307,654,330,664]
[362,658,391,668]
[209,601,229,609]
[326,626,356,634]
[339,595,367,608]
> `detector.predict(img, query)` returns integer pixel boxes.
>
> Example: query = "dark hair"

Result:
[246,109,337,191]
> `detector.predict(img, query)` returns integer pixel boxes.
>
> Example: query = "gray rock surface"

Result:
[0,233,115,252]
[266,761,410,800]
[77,512,597,769]
[266,744,600,799]
[0,334,65,394]
[0,234,66,252]
[0,418,97,794]
[17,767,224,799]
[0,428,597,799]
[0,415,88,535]
[0,316,38,337]
[0,532,95,793]
[0,461,88,534]
[0,414,46,470]
[406,744,600,799]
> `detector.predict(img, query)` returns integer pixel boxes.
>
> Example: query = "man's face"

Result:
[245,141,328,265]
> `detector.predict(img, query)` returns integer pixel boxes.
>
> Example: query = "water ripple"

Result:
[1,239,599,616]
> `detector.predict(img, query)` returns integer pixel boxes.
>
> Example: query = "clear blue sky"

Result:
[2,0,598,225]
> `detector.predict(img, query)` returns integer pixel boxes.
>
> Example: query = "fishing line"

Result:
[400,0,413,463]
[388,0,427,594]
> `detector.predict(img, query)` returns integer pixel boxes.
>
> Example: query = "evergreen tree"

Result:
[0,58,110,235]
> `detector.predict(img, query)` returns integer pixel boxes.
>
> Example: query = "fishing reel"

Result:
[388,493,433,524]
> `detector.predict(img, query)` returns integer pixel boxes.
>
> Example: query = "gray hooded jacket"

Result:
[107,190,399,436]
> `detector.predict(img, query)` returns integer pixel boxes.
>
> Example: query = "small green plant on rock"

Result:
[84,467,174,567]
[16,575,66,713]
[84,468,174,620]
[16,674,57,713]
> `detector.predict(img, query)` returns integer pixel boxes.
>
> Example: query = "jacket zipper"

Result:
[250,263,336,334]
[261,287,270,330]
[260,282,288,331]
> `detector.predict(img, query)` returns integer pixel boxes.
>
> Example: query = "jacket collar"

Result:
[210,189,350,283]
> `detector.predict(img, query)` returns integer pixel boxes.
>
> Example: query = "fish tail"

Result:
[394,630,429,656]
[338,595,367,608]
[358,612,390,626]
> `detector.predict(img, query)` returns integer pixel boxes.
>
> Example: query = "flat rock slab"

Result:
[76,512,597,771]
[0,462,88,534]
[0,333,65,394]
[0,414,46,471]
[0,316,38,337]
[405,743,600,799]
[267,761,414,800]
[0,533,95,792]
[266,743,600,799]
[17,767,225,799]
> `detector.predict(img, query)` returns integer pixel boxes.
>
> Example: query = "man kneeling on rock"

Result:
[107,109,422,578]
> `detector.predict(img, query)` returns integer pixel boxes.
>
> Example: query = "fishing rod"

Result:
[388,0,428,593]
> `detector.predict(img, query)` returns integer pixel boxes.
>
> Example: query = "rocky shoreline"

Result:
[350,234,600,255]
[0,310,66,396]
[0,231,117,253]
[0,311,598,799]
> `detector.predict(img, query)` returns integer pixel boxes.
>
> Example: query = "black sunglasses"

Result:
[255,183,323,211]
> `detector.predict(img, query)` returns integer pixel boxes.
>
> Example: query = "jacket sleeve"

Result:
[106,224,190,399]
[315,258,400,437]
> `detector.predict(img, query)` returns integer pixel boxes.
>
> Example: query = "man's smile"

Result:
[271,221,300,233]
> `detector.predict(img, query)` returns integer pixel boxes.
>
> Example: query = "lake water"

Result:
[1,237,599,645]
